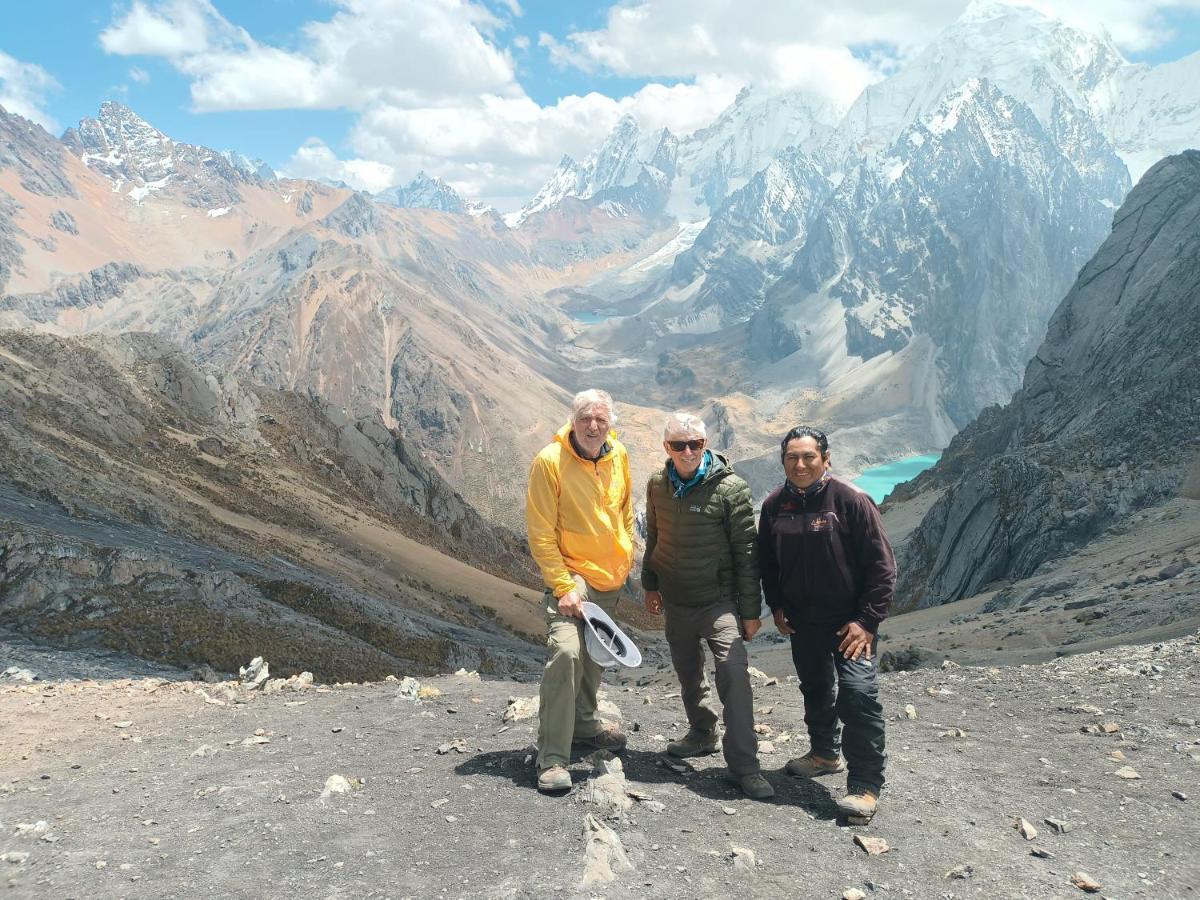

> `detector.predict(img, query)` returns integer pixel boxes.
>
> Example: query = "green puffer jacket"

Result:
[640,451,761,619]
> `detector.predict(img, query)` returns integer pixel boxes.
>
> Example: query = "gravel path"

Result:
[2,631,1198,898]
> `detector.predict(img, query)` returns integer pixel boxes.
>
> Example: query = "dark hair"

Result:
[780,425,829,460]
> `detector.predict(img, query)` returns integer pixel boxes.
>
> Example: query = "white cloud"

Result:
[1012,0,1200,51]
[0,51,60,131]
[547,0,1200,88]
[101,0,520,111]
[129,66,151,84]
[280,139,397,193]
[100,0,230,56]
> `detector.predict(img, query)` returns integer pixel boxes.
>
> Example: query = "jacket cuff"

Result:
[854,614,880,634]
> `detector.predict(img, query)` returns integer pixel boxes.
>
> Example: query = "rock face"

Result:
[0,331,541,677]
[894,152,1200,609]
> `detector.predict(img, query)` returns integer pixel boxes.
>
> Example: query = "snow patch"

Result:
[207,207,231,218]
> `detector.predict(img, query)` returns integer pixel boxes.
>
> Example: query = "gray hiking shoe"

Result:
[785,751,846,778]
[739,772,776,800]
[666,728,720,758]
[572,723,627,752]
[537,765,572,793]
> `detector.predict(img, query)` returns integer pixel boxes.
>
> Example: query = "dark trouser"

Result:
[789,624,886,796]
[663,600,760,776]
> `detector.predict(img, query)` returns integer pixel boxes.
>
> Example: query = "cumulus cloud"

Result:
[280,139,397,193]
[1013,0,1200,50]
[101,0,519,110]
[0,51,60,131]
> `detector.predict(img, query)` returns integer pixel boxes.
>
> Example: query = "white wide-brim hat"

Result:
[581,601,642,668]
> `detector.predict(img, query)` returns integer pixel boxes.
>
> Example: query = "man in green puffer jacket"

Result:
[641,412,773,800]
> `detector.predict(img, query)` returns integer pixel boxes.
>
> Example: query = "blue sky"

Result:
[2,0,1198,208]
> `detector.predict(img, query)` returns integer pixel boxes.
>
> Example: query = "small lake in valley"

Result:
[852,454,941,503]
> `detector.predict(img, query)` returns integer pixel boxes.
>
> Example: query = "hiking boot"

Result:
[572,723,627,752]
[537,765,572,793]
[785,751,846,778]
[739,772,776,800]
[666,728,720,758]
[837,790,878,822]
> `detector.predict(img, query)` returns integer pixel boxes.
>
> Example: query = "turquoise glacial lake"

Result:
[570,309,618,324]
[853,454,941,503]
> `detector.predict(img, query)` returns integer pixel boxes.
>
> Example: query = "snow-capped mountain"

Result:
[510,116,675,226]
[61,101,266,208]
[827,0,1194,188]
[669,86,843,219]
[659,147,833,329]
[512,87,846,228]
[219,150,276,182]
[791,78,1116,424]
[375,171,491,217]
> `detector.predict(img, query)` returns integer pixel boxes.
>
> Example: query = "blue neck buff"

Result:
[668,450,712,498]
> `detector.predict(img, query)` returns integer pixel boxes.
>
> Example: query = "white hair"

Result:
[572,389,616,425]
[663,411,707,440]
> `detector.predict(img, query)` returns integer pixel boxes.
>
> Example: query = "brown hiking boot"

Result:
[572,723,627,752]
[837,790,878,822]
[537,765,572,793]
[739,772,776,800]
[785,751,846,778]
[666,727,720,758]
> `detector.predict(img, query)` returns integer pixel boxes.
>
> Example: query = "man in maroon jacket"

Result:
[757,426,895,822]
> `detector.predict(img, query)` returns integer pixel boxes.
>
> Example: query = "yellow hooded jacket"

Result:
[526,423,634,598]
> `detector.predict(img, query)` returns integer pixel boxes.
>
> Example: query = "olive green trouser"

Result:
[536,573,623,771]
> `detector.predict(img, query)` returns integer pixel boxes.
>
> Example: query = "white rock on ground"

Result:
[239,657,269,689]
[580,814,632,887]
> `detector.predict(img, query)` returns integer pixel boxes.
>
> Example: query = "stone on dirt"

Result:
[501,696,538,722]
[854,835,890,855]
[239,657,269,689]
[731,846,756,873]
[1071,871,1102,893]
[581,753,633,812]
[843,890,868,900]
[319,775,359,799]
[580,814,632,887]
[1015,818,1038,840]
[945,863,974,879]
[396,676,421,700]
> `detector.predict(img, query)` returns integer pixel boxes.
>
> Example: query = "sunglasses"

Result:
[666,439,706,452]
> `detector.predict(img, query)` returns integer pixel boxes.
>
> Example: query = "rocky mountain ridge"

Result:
[0,330,544,678]
[889,151,1200,609]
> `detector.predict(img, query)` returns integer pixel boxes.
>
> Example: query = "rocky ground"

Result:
[2,625,1197,899]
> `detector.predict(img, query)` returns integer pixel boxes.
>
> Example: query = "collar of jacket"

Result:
[556,423,614,463]
[784,468,831,500]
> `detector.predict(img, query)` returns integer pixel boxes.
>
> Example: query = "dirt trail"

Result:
[2,629,1197,899]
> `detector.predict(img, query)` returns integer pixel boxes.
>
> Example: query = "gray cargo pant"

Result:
[536,573,622,771]
[663,600,761,777]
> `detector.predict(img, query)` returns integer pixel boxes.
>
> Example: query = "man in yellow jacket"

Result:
[526,388,634,793]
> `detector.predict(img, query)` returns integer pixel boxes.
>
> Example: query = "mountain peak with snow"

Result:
[61,101,266,208]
